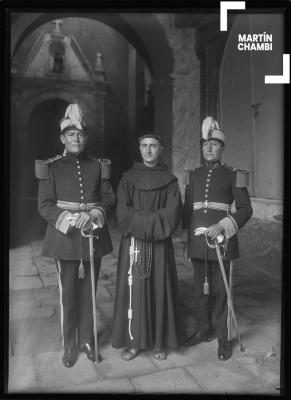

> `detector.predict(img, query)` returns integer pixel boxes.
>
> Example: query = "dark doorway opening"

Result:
[10,98,69,248]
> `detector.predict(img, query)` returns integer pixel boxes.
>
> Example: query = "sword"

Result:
[194,228,244,352]
[227,260,234,341]
[214,238,245,352]
[81,227,100,366]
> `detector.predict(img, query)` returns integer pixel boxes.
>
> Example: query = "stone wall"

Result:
[155,14,201,192]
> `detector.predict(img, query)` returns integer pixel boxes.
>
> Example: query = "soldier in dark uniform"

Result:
[182,116,253,361]
[36,104,116,368]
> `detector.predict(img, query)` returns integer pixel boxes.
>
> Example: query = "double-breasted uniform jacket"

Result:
[182,162,253,261]
[36,151,116,261]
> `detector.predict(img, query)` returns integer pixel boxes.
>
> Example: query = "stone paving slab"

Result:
[9,246,32,258]
[10,304,55,320]
[33,287,60,306]
[131,367,202,393]
[97,278,113,286]
[10,314,62,356]
[194,342,220,363]
[233,294,262,308]
[234,355,263,379]
[236,307,276,324]
[10,298,39,314]
[9,289,35,306]
[10,276,43,290]
[30,247,43,257]
[236,353,280,392]
[185,360,260,393]
[34,351,102,392]
[260,369,280,390]
[101,265,118,276]
[101,254,118,268]
[96,286,111,301]
[30,240,43,248]
[56,377,134,393]
[240,324,280,353]
[39,274,58,287]
[33,256,56,275]
[8,354,38,393]
[260,324,281,342]
[10,260,38,277]
[97,302,114,321]
[105,284,116,299]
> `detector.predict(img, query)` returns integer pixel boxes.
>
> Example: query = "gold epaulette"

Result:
[35,155,62,179]
[222,163,249,187]
[99,158,111,179]
[236,169,249,187]
[222,162,237,171]
[182,169,192,185]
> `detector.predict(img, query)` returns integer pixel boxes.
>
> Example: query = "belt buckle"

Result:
[202,201,209,208]
[79,203,87,211]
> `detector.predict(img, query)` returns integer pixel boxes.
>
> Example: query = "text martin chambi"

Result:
[238,33,272,51]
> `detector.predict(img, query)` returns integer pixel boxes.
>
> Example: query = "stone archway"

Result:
[10,13,176,167]
[11,11,203,199]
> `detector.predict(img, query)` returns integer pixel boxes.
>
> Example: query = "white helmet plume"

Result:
[201,116,220,140]
[60,104,86,132]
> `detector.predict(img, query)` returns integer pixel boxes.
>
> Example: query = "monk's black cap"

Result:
[138,131,163,146]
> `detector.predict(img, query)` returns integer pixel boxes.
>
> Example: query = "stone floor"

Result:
[8,218,283,394]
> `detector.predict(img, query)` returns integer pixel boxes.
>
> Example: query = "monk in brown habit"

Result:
[112,132,183,361]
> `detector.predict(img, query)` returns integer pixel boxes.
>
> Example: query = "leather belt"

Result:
[193,201,231,212]
[57,200,98,211]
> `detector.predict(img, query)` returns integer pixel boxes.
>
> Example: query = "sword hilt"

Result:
[81,228,99,239]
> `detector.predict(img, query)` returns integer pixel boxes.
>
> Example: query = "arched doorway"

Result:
[11,13,174,163]
[10,98,70,247]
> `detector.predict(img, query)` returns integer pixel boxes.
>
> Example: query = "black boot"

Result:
[184,329,216,346]
[217,339,232,361]
[80,343,102,362]
[62,344,78,368]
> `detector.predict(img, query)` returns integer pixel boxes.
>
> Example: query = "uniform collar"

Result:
[204,160,221,169]
[63,151,88,162]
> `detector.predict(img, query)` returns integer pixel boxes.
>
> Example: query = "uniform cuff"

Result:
[55,210,73,234]
[219,216,238,239]
[95,206,106,221]
[181,229,189,242]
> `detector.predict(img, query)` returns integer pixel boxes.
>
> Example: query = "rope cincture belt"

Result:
[57,200,98,211]
[193,201,231,212]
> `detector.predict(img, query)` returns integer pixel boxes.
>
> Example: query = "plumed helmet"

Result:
[60,104,86,133]
[201,116,225,144]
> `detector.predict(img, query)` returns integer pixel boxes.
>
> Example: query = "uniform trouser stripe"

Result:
[191,258,230,340]
[56,259,101,348]
[56,260,64,346]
